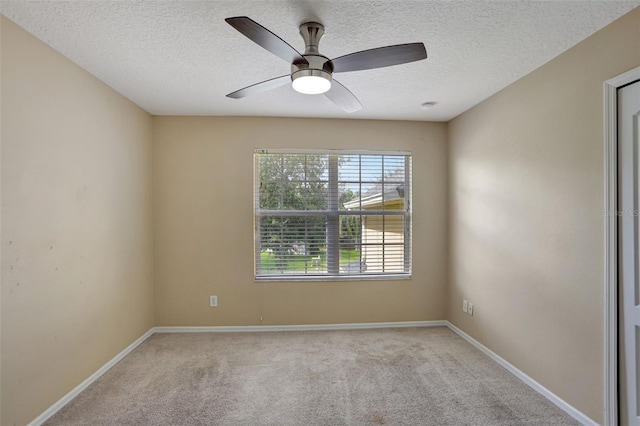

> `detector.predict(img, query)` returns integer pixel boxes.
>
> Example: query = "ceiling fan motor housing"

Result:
[291,22,332,87]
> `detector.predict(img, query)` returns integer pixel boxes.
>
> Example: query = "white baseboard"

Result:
[27,328,155,426]
[445,321,598,426]
[153,320,447,333]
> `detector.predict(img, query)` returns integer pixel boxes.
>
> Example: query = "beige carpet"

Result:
[45,327,578,425]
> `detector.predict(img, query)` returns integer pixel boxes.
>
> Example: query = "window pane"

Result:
[259,181,281,209]
[381,244,406,273]
[338,215,362,275]
[304,154,328,183]
[360,155,383,183]
[257,215,327,275]
[283,154,306,182]
[258,153,329,211]
[359,215,407,273]
[338,154,360,182]
[304,182,328,210]
[381,183,406,211]
[383,155,405,177]
[338,185,359,211]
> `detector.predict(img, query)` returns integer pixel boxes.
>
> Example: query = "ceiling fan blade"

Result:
[326,43,427,73]
[226,75,291,99]
[225,17,308,65]
[324,79,362,113]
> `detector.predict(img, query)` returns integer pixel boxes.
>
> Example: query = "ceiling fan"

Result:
[225,16,428,113]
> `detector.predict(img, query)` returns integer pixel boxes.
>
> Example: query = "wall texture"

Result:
[153,117,447,326]
[1,16,155,425]
[447,8,640,424]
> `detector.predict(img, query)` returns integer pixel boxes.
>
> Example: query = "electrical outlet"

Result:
[209,295,218,307]
[463,299,468,313]
[468,303,474,316]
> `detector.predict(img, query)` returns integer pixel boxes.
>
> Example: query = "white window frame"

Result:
[254,149,412,281]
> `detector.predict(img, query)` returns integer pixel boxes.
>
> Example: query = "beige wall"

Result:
[447,8,640,424]
[153,117,447,326]
[1,16,154,426]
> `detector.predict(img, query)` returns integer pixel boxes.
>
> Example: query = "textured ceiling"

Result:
[1,1,638,121]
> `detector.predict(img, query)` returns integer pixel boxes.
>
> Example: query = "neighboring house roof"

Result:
[343,171,405,210]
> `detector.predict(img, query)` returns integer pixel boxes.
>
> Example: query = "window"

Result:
[254,150,411,280]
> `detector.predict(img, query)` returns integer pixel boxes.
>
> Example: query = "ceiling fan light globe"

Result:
[291,71,332,95]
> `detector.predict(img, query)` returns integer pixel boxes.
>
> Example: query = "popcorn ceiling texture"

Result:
[1,0,637,121]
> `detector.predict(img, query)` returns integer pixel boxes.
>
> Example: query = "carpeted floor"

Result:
[45,327,578,425]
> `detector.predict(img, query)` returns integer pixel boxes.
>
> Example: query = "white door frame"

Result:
[604,65,640,426]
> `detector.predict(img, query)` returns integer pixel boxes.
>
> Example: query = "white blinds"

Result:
[254,150,411,279]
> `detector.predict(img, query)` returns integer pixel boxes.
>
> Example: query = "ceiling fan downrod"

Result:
[299,22,324,55]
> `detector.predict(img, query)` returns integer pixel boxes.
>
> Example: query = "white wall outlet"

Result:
[468,303,474,316]
[209,295,218,307]
[463,299,468,313]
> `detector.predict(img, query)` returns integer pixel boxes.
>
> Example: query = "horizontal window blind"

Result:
[255,150,411,280]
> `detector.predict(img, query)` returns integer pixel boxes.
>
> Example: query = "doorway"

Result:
[605,66,640,426]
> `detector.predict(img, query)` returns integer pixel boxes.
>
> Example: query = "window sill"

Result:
[255,274,412,282]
